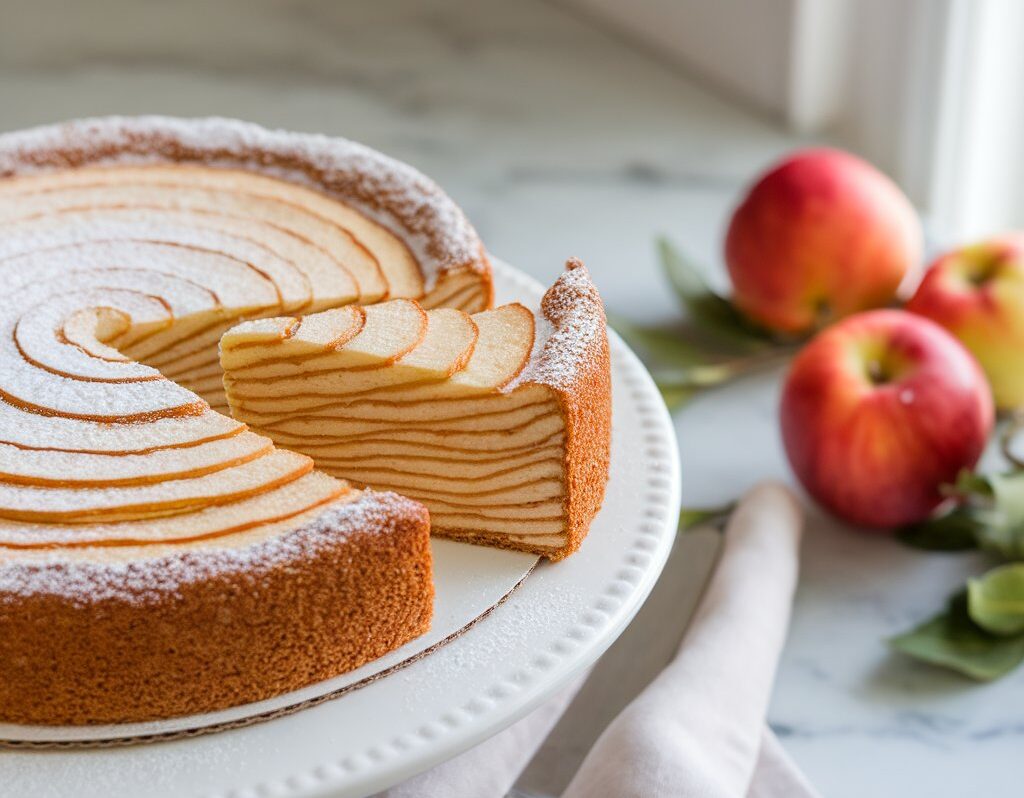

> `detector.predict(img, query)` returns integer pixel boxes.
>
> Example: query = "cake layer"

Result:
[224,261,611,560]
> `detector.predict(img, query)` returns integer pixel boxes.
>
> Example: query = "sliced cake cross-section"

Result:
[223,260,611,560]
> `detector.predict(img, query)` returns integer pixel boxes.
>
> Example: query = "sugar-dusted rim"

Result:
[0,115,490,289]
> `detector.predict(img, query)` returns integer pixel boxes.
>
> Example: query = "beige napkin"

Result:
[377,482,812,798]
[748,727,820,798]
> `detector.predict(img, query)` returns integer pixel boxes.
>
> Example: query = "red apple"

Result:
[726,148,921,335]
[906,235,1024,410]
[780,309,993,528]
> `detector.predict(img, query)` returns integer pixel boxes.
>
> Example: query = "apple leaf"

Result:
[656,238,768,351]
[895,507,979,552]
[964,471,1024,560]
[968,564,1024,636]
[608,314,708,367]
[657,381,695,412]
[613,315,789,412]
[895,471,1024,559]
[679,502,735,531]
[889,591,1024,681]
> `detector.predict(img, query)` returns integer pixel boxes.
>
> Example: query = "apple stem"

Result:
[866,359,888,385]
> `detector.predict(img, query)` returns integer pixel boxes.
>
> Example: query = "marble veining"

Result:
[0,1,1010,796]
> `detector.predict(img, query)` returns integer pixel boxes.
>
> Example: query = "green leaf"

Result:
[607,314,707,367]
[968,471,1024,560]
[679,502,736,531]
[656,381,695,412]
[656,238,766,351]
[954,468,996,499]
[653,363,740,390]
[889,591,1024,681]
[896,507,979,552]
[968,564,1024,635]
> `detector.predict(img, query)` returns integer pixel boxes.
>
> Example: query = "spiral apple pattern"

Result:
[0,118,492,551]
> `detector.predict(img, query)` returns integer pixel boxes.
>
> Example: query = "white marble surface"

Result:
[0,1,1012,795]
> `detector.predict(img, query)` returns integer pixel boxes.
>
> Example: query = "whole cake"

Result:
[0,117,610,727]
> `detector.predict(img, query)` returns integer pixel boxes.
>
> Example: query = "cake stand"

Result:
[0,259,681,798]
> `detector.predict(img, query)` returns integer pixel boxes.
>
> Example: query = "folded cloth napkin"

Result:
[563,482,806,798]
[377,481,813,798]
[748,727,820,798]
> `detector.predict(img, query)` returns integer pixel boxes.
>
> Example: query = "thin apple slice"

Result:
[0,211,312,311]
[219,317,300,349]
[0,400,243,452]
[13,182,365,306]
[63,307,133,359]
[223,300,426,380]
[140,166,415,301]
[0,470,347,547]
[0,431,271,487]
[0,281,202,420]
[397,308,478,374]
[0,168,393,303]
[0,448,313,523]
[295,299,425,366]
[453,304,534,391]
[134,207,359,309]
[421,269,491,313]
[384,303,534,400]
[0,240,279,319]
[128,316,237,369]
[16,289,171,382]
[224,307,476,399]
[219,305,367,370]
[0,347,202,421]
[289,305,371,351]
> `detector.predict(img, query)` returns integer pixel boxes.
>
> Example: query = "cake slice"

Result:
[223,260,611,560]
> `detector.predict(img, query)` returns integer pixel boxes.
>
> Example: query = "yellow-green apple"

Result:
[780,309,993,527]
[905,235,1024,410]
[726,149,922,335]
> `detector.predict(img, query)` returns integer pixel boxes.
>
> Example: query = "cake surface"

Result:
[0,117,608,727]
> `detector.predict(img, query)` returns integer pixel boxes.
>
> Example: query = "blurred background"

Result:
[2,1,1021,795]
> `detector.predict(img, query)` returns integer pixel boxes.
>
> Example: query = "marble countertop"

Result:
[0,1,1012,795]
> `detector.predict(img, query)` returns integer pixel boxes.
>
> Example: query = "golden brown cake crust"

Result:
[519,259,611,560]
[0,492,432,726]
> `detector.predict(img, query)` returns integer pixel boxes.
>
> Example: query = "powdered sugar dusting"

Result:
[0,490,420,605]
[0,116,487,288]
[508,259,607,391]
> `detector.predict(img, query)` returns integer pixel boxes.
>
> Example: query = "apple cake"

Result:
[0,117,610,727]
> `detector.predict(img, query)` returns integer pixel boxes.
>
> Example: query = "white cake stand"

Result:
[0,259,681,798]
